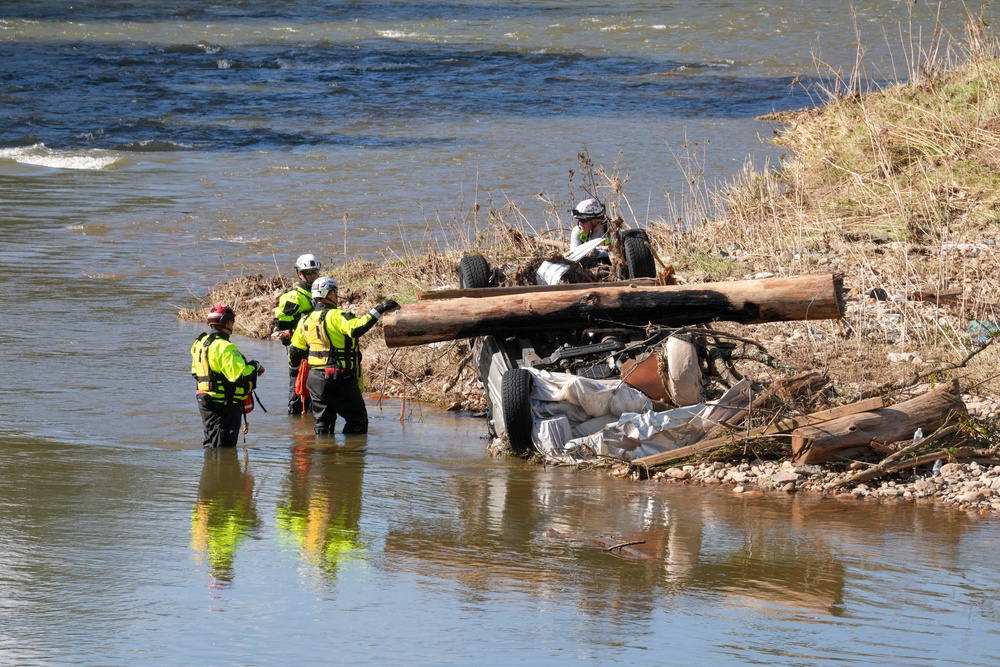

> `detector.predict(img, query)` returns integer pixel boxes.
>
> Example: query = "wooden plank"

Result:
[417,278,658,300]
[632,396,885,468]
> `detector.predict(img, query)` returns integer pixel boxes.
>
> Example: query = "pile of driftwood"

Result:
[631,379,997,488]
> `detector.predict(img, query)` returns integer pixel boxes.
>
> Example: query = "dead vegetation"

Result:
[179,9,1000,474]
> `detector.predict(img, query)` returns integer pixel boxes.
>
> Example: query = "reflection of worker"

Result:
[190,448,260,585]
[288,276,399,435]
[569,198,611,265]
[276,446,366,579]
[274,253,321,415]
[190,304,264,448]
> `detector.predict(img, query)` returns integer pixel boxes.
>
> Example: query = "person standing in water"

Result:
[191,304,264,448]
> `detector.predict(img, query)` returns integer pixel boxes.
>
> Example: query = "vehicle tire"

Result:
[621,230,656,279]
[459,254,491,289]
[500,368,534,455]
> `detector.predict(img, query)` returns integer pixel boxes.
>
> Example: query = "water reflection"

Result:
[190,448,261,587]
[384,469,850,619]
[276,445,368,582]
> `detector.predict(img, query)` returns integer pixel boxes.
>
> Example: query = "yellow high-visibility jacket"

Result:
[190,332,258,403]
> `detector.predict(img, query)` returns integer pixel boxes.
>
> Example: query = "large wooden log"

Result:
[383,273,844,348]
[418,278,658,300]
[791,384,967,464]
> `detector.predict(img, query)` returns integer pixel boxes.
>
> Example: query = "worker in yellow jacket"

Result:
[273,253,321,415]
[191,304,264,448]
[289,277,398,435]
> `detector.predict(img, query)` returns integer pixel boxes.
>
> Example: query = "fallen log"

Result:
[791,383,967,465]
[418,278,657,300]
[632,396,884,469]
[384,273,844,348]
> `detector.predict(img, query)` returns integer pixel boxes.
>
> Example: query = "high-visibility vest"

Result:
[190,332,255,403]
[292,307,377,372]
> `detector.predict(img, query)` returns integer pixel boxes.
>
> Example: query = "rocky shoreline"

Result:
[648,457,1000,516]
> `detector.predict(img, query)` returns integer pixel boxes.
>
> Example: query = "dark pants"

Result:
[287,363,311,415]
[306,368,368,435]
[197,394,243,448]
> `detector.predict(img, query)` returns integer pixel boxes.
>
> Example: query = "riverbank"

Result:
[180,19,1000,514]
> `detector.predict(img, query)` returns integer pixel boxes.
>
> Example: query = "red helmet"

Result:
[207,304,235,327]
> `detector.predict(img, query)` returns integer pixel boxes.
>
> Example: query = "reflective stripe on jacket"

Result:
[190,332,257,403]
[273,283,313,332]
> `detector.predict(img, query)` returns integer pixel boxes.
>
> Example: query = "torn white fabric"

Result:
[665,335,703,406]
[527,369,652,417]
[526,374,754,464]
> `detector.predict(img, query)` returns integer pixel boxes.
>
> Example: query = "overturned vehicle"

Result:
[380,272,845,464]
[472,322,757,462]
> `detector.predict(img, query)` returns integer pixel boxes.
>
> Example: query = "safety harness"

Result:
[304,306,358,372]
[192,332,238,404]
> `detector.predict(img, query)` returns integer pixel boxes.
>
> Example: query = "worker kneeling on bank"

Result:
[288,276,399,435]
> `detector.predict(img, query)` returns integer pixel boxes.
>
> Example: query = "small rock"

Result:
[771,470,800,484]
[958,491,984,504]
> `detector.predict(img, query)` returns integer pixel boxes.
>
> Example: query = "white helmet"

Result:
[311,276,339,300]
[572,198,606,220]
[295,253,321,272]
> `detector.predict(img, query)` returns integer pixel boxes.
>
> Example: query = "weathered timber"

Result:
[791,384,967,465]
[632,397,885,468]
[384,273,844,348]
[418,278,658,300]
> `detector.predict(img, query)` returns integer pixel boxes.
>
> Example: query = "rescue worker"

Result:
[274,253,321,415]
[569,198,611,266]
[288,276,399,435]
[191,304,265,448]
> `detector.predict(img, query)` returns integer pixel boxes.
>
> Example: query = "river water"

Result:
[2,1,1000,665]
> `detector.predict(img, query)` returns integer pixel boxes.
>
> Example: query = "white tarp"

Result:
[535,237,608,285]
[525,368,753,464]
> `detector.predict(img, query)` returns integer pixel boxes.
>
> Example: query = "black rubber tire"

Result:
[621,230,656,279]
[500,368,534,455]
[459,254,491,289]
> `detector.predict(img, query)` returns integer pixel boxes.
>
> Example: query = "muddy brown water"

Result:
[3,1,1000,663]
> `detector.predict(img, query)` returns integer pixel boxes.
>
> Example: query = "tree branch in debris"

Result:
[859,338,996,399]
[830,425,958,488]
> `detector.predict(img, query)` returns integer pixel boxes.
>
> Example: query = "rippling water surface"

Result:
[2,1,1000,665]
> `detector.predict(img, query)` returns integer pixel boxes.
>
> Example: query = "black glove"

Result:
[374,299,400,315]
[278,331,292,346]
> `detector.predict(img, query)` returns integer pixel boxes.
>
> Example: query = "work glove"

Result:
[370,299,400,319]
[278,331,292,346]
[251,361,265,377]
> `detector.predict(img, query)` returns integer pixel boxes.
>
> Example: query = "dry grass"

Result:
[180,10,1000,414]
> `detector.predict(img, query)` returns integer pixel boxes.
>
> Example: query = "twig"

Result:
[831,424,958,488]
[859,338,996,399]
[442,352,473,394]
[603,539,646,552]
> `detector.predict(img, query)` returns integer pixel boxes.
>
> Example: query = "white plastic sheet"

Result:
[525,368,753,464]
[535,237,608,285]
